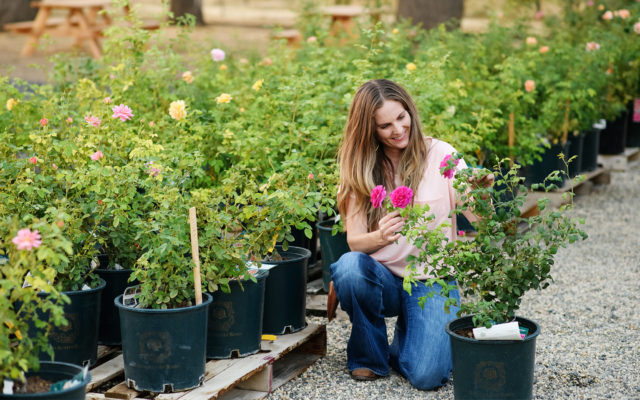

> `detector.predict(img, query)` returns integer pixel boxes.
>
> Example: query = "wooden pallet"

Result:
[598,147,640,171]
[86,323,326,400]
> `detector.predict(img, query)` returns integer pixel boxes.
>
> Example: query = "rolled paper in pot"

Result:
[472,321,523,341]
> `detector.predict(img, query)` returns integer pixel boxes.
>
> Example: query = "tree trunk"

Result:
[397,0,463,31]
[0,0,37,27]
[170,0,205,26]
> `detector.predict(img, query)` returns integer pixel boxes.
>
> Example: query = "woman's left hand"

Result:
[470,172,494,188]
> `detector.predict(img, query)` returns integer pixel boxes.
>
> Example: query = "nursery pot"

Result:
[38,279,105,367]
[115,293,212,392]
[567,131,585,178]
[316,219,350,292]
[446,316,540,400]
[0,361,90,399]
[262,245,311,334]
[599,110,628,155]
[284,221,319,266]
[207,268,269,359]
[581,128,601,172]
[521,142,570,187]
[626,99,640,147]
[96,268,136,345]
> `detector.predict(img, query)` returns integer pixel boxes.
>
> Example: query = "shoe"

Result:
[350,368,381,381]
[327,280,338,322]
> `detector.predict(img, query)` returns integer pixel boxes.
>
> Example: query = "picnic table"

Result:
[4,0,159,58]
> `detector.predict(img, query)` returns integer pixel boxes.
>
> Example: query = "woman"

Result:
[331,79,487,389]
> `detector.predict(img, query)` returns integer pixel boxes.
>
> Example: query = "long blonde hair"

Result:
[337,79,429,231]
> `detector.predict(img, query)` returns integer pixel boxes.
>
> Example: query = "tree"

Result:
[397,0,464,31]
[170,0,204,25]
[0,0,37,27]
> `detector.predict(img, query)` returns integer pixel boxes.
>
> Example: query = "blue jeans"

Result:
[330,251,460,390]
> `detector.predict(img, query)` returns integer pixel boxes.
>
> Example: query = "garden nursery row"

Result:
[1,0,640,398]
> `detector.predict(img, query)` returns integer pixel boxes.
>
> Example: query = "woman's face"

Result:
[373,100,411,154]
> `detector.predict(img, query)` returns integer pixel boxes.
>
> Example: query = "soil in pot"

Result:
[0,361,90,400]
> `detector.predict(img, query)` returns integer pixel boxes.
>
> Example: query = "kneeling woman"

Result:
[331,79,487,389]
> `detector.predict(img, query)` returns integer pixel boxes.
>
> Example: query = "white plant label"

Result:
[473,321,523,341]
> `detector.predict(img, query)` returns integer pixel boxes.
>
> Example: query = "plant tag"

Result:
[114,263,124,270]
[592,119,606,130]
[50,365,87,392]
[634,99,640,122]
[260,263,278,270]
[3,380,13,395]
[123,285,141,308]
[473,321,523,341]
[82,284,91,291]
[90,258,98,270]
[519,326,529,339]
[22,271,32,288]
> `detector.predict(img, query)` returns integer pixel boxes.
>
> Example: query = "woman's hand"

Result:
[470,172,495,188]
[377,210,404,245]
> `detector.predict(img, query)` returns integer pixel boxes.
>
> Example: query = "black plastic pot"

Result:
[567,131,585,178]
[521,142,570,187]
[262,245,311,334]
[115,293,212,392]
[40,279,105,367]
[581,128,601,172]
[0,361,90,399]
[446,316,540,400]
[286,222,319,266]
[207,269,269,359]
[96,268,136,345]
[316,219,350,292]
[599,111,628,154]
[627,100,640,147]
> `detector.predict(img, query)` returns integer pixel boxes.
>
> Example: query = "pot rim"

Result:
[114,292,212,313]
[446,315,541,344]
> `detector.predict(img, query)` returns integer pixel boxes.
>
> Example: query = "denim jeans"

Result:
[330,251,460,390]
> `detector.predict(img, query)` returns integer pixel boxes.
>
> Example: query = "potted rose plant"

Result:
[0,216,91,399]
[403,155,587,400]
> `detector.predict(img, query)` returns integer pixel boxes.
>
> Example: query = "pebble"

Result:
[267,167,640,399]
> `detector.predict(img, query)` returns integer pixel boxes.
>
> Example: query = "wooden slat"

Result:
[86,354,124,391]
[598,147,640,171]
[270,352,321,390]
[105,382,141,400]
[236,364,272,392]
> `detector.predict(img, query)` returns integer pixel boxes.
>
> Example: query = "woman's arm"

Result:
[344,196,404,254]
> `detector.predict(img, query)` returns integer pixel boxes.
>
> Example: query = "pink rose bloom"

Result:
[618,9,630,19]
[66,117,73,123]
[149,121,155,127]
[40,118,48,127]
[104,97,112,104]
[12,228,42,251]
[602,10,613,20]
[52,163,58,170]
[535,10,544,19]
[634,22,640,34]
[112,104,133,121]
[539,46,550,54]
[585,42,600,51]
[308,173,314,179]
[526,36,537,45]
[149,167,160,177]
[370,185,387,208]
[586,0,594,6]
[85,115,101,127]
[29,157,37,164]
[390,186,413,209]
[458,230,465,237]
[307,36,317,43]
[210,48,225,62]
[524,79,536,92]
[90,150,104,161]
[440,154,460,179]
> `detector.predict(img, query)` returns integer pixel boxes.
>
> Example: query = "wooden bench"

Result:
[4,17,66,33]
[271,29,301,47]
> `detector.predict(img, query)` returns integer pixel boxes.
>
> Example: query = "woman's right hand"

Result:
[377,210,404,245]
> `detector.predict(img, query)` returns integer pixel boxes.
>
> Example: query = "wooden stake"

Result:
[561,101,570,145]
[189,207,203,305]
[508,112,515,167]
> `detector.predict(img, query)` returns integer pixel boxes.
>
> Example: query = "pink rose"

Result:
[370,185,387,209]
[12,228,42,251]
[112,104,133,121]
[307,36,317,43]
[29,157,37,165]
[308,173,314,179]
[618,9,630,19]
[52,163,58,170]
[85,115,101,127]
[389,186,413,209]
[525,36,537,45]
[40,118,48,127]
[602,10,613,20]
[210,48,225,62]
[586,0,594,6]
[104,97,112,104]
[66,117,73,123]
[524,79,536,93]
[458,230,465,237]
[585,42,600,51]
[535,10,544,19]
[634,22,640,34]
[90,150,104,161]
[539,46,550,54]
[439,154,460,179]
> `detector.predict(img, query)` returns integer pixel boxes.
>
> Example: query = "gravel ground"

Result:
[268,165,640,400]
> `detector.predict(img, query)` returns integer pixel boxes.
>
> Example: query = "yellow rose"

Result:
[252,79,264,91]
[392,28,399,34]
[169,100,187,120]
[216,93,233,104]
[182,71,194,84]
[6,98,18,111]
[406,62,417,72]
[220,64,228,71]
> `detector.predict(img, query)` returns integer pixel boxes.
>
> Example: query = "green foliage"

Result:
[404,157,587,328]
[0,217,71,381]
